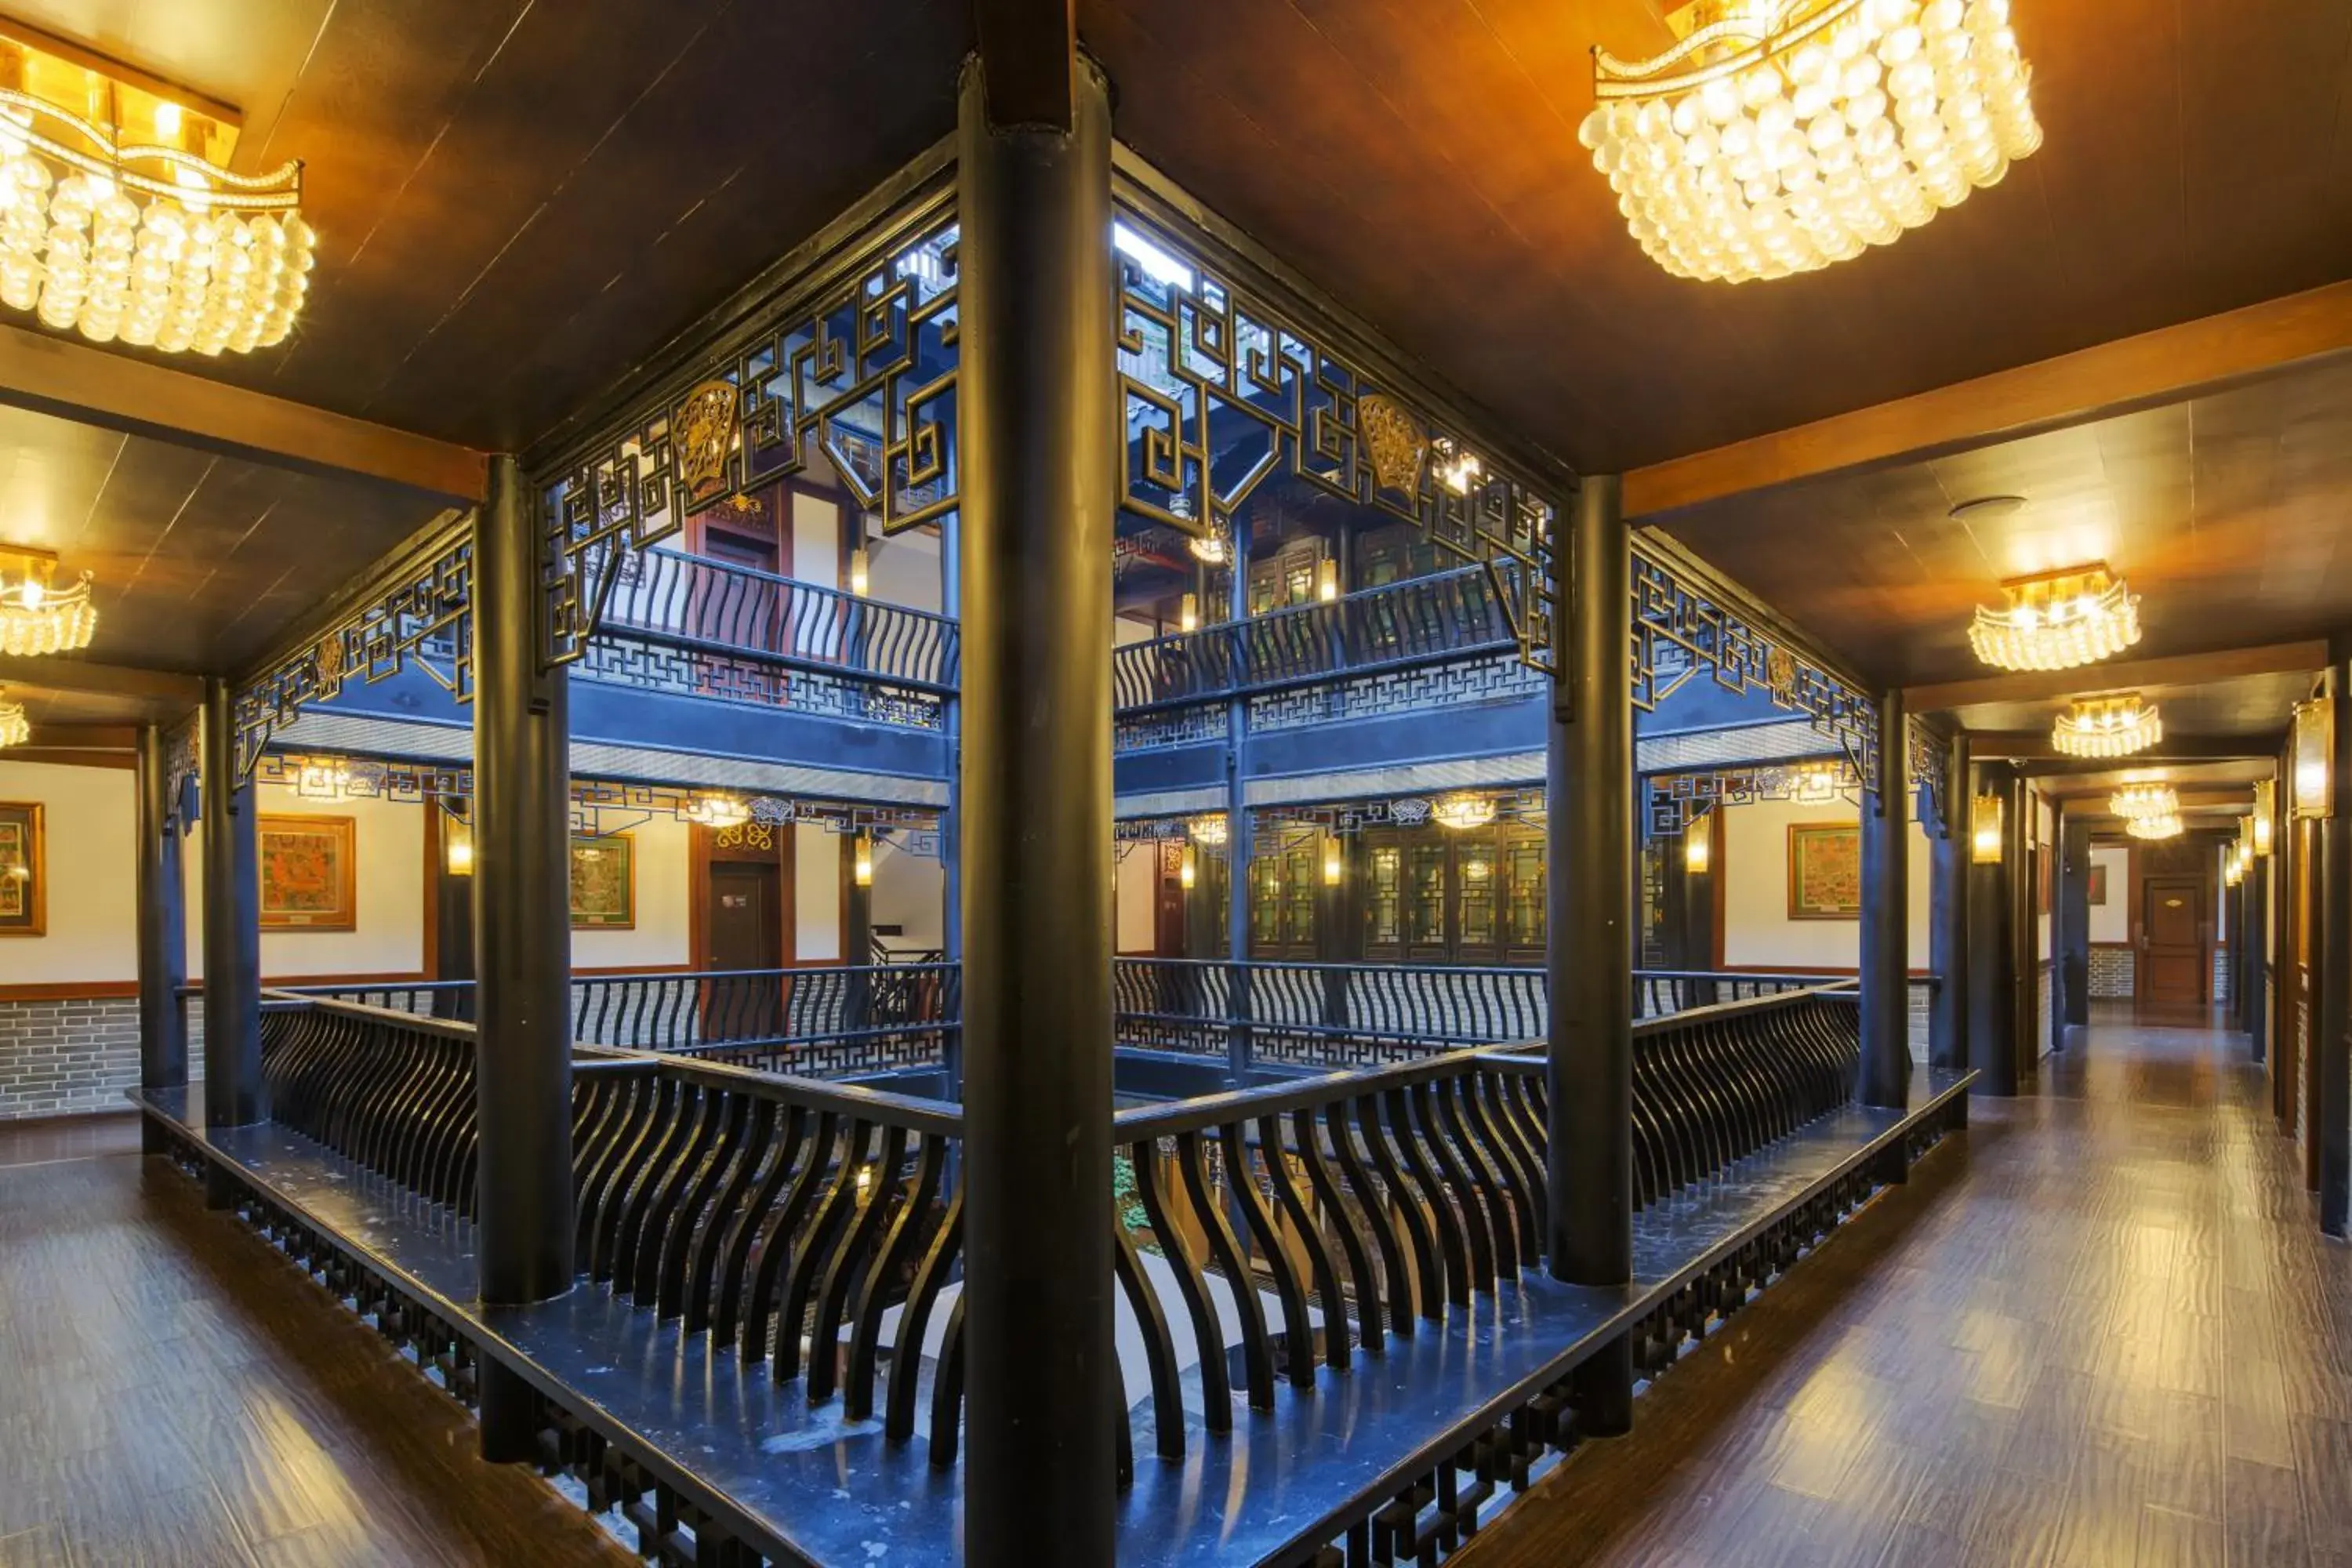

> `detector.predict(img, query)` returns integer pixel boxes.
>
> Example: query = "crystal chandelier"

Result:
[2125,811,2182,841]
[0,33,312,353]
[1432,793,1497,832]
[1972,564,2141,672]
[2051,692,2161,758]
[2108,782,2176,822]
[0,694,25,748]
[1188,812,1229,848]
[1580,0,2042,283]
[0,547,95,655]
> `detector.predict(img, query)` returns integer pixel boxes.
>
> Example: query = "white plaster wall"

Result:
[571,815,691,971]
[0,760,137,985]
[791,491,840,589]
[795,822,842,962]
[869,837,945,954]
[177,782,425,979]
[1719,797,1931,971]
[866,526,942,613]
[1116,843,1159,954]
[2089,844,2130,944]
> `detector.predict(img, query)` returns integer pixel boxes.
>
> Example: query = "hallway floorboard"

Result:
[1460,1018,2352,1568]
[0,1115,630,1568]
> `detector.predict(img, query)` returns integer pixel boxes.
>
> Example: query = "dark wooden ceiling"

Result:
[1650,356,2352,691]
[0,404,448,673]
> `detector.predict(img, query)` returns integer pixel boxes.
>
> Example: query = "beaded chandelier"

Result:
[2051,693,2161,759]
[1973,564,2140,672]
[2125,811,2182,841]
[1432,793,1498,832]
[2108,782,2176,823]
[0,547,95,656]
[1581,0,2042,283]
[0,695,26,748]
[0,30,311,353]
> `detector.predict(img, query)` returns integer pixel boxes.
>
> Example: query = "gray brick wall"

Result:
[0,996,140,1121]
[2089,946,2134,1000]
[1907,981,1931,1065]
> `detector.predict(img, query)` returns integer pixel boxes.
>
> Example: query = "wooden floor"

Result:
[1461,1013,2352,1568]
[0,1113,633,1568]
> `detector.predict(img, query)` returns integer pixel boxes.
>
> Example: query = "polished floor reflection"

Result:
[1461,1014,2352,1568]
[0,1114,631,1567]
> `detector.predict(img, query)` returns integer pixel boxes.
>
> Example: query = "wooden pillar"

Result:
[1928,731,1969,1071]
[2321,641,2350,1236]
[956,45,1119,1568]
[2059,810,2092,1041]
[133,723,189,1142]
[1967,763,2020,1095]
[1858,691,1910,1109]
[198,677,262,1136]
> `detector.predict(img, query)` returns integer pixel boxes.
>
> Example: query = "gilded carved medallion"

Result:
[673,379,741,505]
[1358,392,1427,494]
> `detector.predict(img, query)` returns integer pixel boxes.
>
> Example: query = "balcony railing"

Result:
[1112,561,1518,715]
[606,548,960,691]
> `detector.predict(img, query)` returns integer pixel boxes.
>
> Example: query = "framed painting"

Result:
[259,815,357,931]
[571,833,636,929]
[1786,822,1861,920]
[2089,862,2110,906]
[0,801,46,937]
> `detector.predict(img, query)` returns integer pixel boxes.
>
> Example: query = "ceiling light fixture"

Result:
[1432,792,1498,832]
[1580,0,2042,284]
[0,29,311,353]
[2125,811,2183,841]
[1972,562,2140,671]
[0,692,25,748]
[2108,782,2177,822]
[0,546,95,655]
[2050,692,2160,758]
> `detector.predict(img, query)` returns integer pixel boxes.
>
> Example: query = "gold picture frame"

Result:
[259,814,358,931]
[1786,822,1861,920]
[0,800,46,936]
[570,832,637,929]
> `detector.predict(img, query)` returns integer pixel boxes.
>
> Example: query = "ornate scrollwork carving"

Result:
[1646,760,1862,835]
[538,196,959,667]
[1908,719,1949,837]
[232,531,474,784]
[1115,207,1561,676]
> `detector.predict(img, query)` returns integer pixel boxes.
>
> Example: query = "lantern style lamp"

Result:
[2252,779,2275,855]
[1321,835,1342,887]
[1682,812,1711,874]
[444,816,474,876]
[2292,698,2333,818]
[1970,793,2003,864]
[853,831,873,888]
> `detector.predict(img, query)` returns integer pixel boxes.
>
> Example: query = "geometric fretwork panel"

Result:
[1116,204,1562,676]
[1247,652,1544,731]
[574,633,944,731]
[1646,760,1860,835]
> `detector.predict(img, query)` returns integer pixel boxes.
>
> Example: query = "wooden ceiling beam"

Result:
[972,0,1077,129]
[1974,731,2283,764]
[0,657,203,705]
[0,322,486,503]
[1624,281,2352,518]
[1904,641,2327,712]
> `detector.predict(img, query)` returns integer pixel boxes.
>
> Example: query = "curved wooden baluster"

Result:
[1131,1138,1232,1426]
[1178,1128,1272,1410]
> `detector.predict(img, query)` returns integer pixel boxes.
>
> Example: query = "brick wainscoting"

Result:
[0,996,140,1121]
[2089,946,2135,1000]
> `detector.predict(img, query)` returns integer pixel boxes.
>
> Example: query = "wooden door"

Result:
[2140,874,2205,1009]
[707,860,782,971]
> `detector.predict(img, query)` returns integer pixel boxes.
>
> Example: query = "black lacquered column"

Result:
[956,53,1117,1566]
[2059,809,2091,1045]
[199,677,262,1149]
[1928,731,1969,1071]
[1858,691,1910,1110]
[473,453,575,1454]
[1547,474,1634,1435]
[2320,640,2350,1237]
[134,721,188,1148]
[1966,764,2020,1095]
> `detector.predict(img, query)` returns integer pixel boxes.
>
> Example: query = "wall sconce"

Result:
[1179,845,1197,891]
[2225,851,2245,887]
[1971,793,2004,864]
[1316,558,1339,602]
[1321,836,1342,887]
[2253,779,2276,854]
[1682,813,1711,874]
[444,818,474,877]
[848,546,870,597]
[853,831,873,887]
[2292,697,2333,818]
[1178,592,1199,633]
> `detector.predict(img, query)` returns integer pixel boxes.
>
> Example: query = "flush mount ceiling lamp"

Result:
[1580,0,2042,284]
[0,545,94,655]
[2050,691,2160,758]
[0,691,25,748]
[1972,562,2141,672]
[2125,811,2183,841]
[2107,782,2176,822]
[1431,792,1498,832]
[0,27,312,353]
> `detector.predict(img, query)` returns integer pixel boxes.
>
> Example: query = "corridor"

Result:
[1462,1016,2352,1567]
